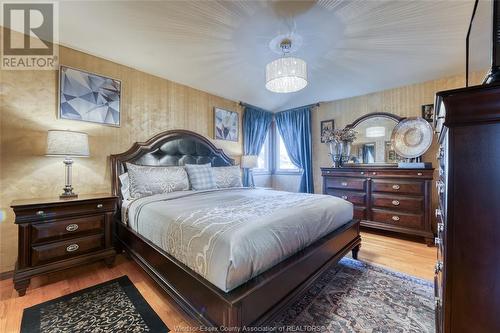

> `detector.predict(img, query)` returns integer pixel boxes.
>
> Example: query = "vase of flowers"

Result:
[322,127,357,167]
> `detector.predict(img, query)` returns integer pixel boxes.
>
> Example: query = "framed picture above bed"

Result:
[214,107,238,141]
[59,66,121,127]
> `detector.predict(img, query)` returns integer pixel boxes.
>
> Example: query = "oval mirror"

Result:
[345,113,404,165]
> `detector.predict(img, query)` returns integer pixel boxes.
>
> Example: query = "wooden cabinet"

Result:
[433,84,500,333]
[322,167,434,244]
[11,194,117,296]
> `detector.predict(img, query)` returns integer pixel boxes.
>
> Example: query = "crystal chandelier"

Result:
[265,39,307,93]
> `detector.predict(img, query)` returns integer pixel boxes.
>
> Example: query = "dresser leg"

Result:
[14,279,30,297]
[104,255,116,268]
[352,244,361,260]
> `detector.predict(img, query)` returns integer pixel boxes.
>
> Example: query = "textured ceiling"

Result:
[57,0,475,111]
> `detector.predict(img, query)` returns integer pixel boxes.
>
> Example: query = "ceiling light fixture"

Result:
[265,38,307,93]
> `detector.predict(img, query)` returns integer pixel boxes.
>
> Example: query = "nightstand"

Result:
[11,194,117,296]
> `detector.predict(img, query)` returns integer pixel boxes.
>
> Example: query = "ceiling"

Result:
[55,0,475,111]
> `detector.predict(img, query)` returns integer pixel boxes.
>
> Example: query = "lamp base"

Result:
[60,185,78,199]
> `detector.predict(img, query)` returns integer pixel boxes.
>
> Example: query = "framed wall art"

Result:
[59,66,121,127]
[320,119,335,143]
[214,107,238,141]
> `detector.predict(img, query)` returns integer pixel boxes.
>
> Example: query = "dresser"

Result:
[11,194,117,296]
[321,167,434,244]
[433,85,500,333]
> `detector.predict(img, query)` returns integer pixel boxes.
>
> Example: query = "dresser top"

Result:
[11,193,117,208]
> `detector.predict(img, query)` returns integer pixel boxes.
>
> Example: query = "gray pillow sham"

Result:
[126,163,189,199]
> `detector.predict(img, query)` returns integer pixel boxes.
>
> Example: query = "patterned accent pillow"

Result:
[184,164,216,191]
[213,166,243,189]
[119,172,130,200]
[126,163,189,199]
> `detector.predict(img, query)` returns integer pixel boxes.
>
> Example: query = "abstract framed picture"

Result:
[59,66,121,127]
[320,119,335,143]
[214,107,238,141]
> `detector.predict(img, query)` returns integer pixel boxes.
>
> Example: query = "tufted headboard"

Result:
[110,129,235,204]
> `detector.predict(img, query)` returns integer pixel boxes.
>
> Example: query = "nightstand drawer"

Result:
[31,215,104,244]
[31,234,104,266]
[14,199,115,223]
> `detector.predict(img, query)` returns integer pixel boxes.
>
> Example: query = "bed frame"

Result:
[110,129,361,328]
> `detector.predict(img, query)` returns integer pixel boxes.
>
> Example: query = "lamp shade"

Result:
[241,155,258,169]
[266,57,307,93]
[46,130,90,157]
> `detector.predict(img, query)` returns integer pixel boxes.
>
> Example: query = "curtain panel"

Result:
[275,106,314,193]
[242,105,273,186]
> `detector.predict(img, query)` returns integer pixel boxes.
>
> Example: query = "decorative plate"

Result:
[391,117,433,158]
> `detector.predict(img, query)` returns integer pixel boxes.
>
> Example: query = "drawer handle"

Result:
[341,195,348,200]
[437,222,444,233]
[392,184,400,190]
[66,224,79,232]
[391,200,400,206]
[97,204,103,209]
[391,215,400,221]
[434,261,443,274]
[417,172,423,176]
[360,172,364,175]
[36,210,45,216]
[372,172,377,175]
[435,237,442,246]
[341,182,348,186]
[435,208,442,218]
[66,244,79,252]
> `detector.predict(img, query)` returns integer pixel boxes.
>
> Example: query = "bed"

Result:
[111,129,361,328]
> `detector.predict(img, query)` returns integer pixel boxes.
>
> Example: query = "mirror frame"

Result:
[344,112,405,167]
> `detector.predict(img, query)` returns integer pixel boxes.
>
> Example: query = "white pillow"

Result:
[184,163,216,191]
[119,172,130,200]
[213,166,243,189]
[126,163,189,199]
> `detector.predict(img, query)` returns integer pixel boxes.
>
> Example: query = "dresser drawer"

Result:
[31,234,104,266]
[354,207,367,220]
[14,199,115,223]
[325,177,366,191]
[326,190,366,205]
[31,215,104,244]
[371,179,424,195]
[371,195,423,212]
[371,209,423,229]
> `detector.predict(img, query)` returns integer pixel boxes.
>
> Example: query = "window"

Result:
[275,131,300,173]
[254,133,270,173]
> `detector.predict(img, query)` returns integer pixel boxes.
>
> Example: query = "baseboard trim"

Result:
[0,270,13,280]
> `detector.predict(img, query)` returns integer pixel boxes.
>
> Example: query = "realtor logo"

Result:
[1,2,58,70]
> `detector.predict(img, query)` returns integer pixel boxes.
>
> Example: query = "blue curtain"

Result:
[242,104,273,186]
[275,106,314,193]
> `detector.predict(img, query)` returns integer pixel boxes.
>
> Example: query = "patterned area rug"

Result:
[272,258,434,332]
[20,276,168,333]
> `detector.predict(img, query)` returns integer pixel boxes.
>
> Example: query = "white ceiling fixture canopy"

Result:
[266,38,308,93]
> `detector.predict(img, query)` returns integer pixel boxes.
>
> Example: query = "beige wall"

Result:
[0,46,242,273]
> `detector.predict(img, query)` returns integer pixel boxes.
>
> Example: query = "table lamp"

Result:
[241,155,258,187]
[46,130,89,198]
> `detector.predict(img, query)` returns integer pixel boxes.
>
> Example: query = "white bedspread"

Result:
[125,188,353,292]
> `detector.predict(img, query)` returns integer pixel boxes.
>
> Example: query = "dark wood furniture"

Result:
[110,129,361,328]
[322,167,434,245]
[11,194,117,296]
[433,84,500,333]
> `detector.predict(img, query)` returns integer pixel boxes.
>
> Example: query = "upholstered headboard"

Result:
[110,129,235,202]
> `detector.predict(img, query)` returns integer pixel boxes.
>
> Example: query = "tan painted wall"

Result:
[0,46,242,273]
[312,71,485,231]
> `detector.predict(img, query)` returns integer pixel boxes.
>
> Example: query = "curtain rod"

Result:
[238,102,271,112]
[277,102,321,113]
[239,101,321,112]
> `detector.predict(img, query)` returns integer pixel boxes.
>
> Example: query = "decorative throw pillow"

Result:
[213,166,243,189]
[126,163,189,199]
[184,163,216,191]
[119,172,130,200]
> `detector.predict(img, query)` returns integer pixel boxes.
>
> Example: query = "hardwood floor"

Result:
[0,231,436,332]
